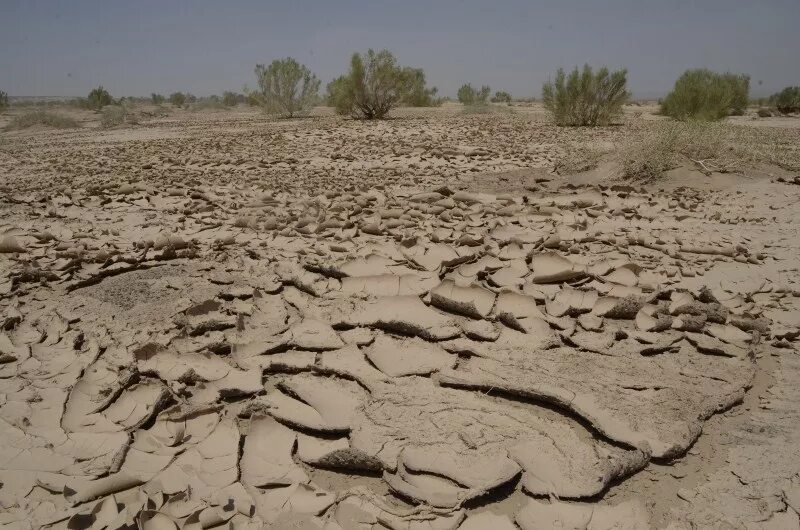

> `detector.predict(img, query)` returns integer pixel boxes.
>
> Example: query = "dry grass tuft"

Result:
[619,120,800,180]
[4,111,79,131]
[101,105,138,128]
[553,143,607,174]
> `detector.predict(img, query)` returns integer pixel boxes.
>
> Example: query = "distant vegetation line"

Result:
[1,51,797,123]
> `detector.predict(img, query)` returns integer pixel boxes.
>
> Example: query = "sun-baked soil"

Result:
[1,105,799,529]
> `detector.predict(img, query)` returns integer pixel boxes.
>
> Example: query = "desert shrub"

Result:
[151,93,165,105]
[87,86,113,110]
[0,90,8,110]
[254,58,320,117]
[4,111,79,131]
[101,102,139,128]
[457,84,490,106]
[491,91,512,104]
[757,108,772,118]
[329,49,424,119]
[246,91,263,107]
[222,91,241,107]
[770,86,800,114]
[660,69,750,120]
[169,92,186,107]
[398,68,441,107]
[619,121,736,180]
[725,73,750,116]
[326,76,347,107]
[542,65,629,126]
[619,123,681,181]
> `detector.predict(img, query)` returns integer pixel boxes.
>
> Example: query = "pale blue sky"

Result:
[1,0,797,98]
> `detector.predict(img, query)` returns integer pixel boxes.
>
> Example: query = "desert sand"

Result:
[1,104,799,529]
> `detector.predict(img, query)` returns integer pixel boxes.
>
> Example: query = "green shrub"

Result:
[491,91,512,104]
[542,65,629,126]
[660,69,750,120]
[457,84,490,106]
[87,86,113,110]
[757,108,772,118]
[222,91,240,107]
[329,49,424,119]
[4,111,79,131]
[0,90,8,111]
[169,92,186,107]
[254,58,320,117]
[245,91,263,107]
[151,93,165,105]
[770,86,800,114]
[326,76,347,107]
[398,68,441,107]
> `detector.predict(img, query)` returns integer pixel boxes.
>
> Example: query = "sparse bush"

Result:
[326,76,348,107]
[254,58,320,117]
[757,108,772,118]
[4,111,79,131]
[554,143,607,174]
[222,91,240,107]
[770,86,800,114]
[169,92,186,107]
[102,105,126,127]
[491,91,512,104]
[660,69,750,121]
[329,49,423,119]
[619,121,736,180]
[87,86,113,110]
[458,84,490,106]
[399,68,441,107]
[725,73,750,116]
[542,65,629,126]
[151,93,165,105]
[246,91,263,107]
[0,90,8,111]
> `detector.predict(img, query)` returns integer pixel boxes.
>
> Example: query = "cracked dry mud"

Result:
[1,110,799,529]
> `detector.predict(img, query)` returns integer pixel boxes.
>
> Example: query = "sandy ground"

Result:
[0,105,799,529]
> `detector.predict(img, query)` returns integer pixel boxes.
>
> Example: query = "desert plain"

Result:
[0,103,799,529]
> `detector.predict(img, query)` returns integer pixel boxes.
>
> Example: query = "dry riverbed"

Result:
[1,106,799,529]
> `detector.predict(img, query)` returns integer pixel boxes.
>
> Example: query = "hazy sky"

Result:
[1,0,797,98]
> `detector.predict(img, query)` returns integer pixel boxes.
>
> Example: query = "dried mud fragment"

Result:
[529,252,586,283]
[458,512,517,530]
[0,236,26,254]
[248,482,335,525]
[438,344,753,458]
[350,377,646,497]
[593,296,645,320]
[430,280,496,319]
[296,433,382,471]
[334,495,465,530]
[337,296,460,341]
[516,498,651,530]
[265,374,364,432]
[316,345,390,388]
[241,415,308,487]
[365,333,456,377]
